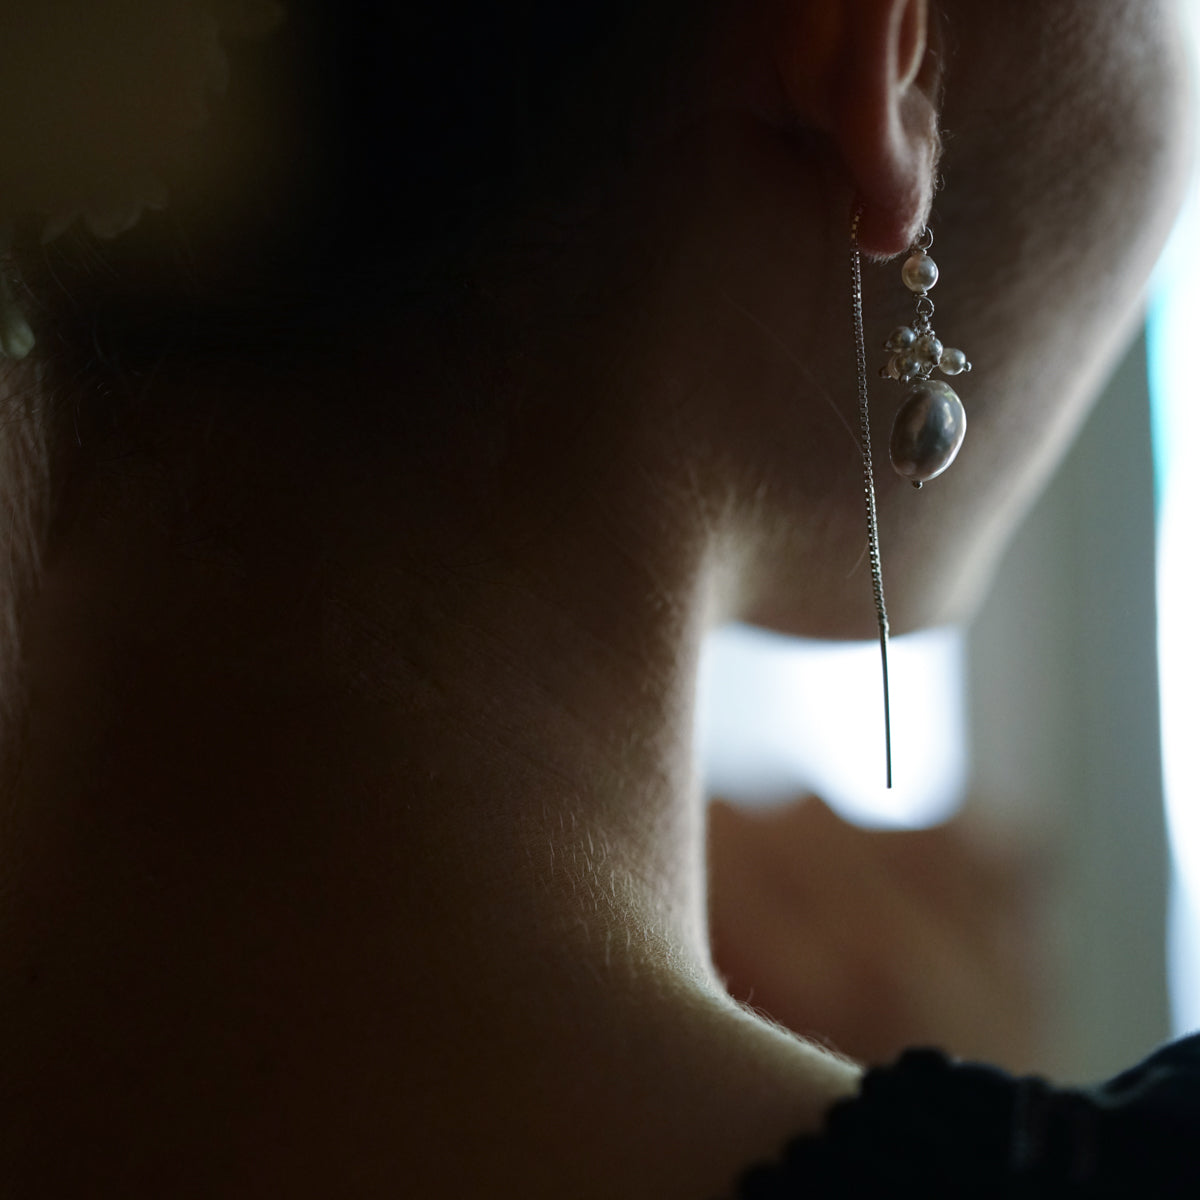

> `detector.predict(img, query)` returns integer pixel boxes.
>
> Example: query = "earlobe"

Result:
[779,0,942,256]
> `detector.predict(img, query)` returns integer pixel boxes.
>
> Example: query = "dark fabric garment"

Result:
[726,1034,1200,1198]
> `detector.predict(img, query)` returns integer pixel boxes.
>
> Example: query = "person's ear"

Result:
[778,0,942,256]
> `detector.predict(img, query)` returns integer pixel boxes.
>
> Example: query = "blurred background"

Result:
[699,7,1200,1084]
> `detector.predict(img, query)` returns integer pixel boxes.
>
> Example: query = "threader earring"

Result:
[849,209,971,787]
[849,207,893,788]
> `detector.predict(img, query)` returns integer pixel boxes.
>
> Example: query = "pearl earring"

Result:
[879,228,970,488]
[848,215,976,787]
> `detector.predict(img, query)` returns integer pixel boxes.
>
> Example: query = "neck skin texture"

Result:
[0,164,861,1198]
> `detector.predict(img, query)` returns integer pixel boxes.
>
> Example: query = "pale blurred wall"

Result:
[967,333,1171,1082]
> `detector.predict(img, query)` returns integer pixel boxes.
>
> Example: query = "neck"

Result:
[0,341,857,1194]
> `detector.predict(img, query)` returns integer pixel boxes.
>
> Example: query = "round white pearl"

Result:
[915,333,943,366]
[885,325,916,351]
[939,347,968,375]
[901,252,939,293]
[893,351,921,382]
[890,379,966,483]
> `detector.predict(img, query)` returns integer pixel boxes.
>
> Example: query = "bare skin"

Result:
[709,798,1051,1073]
[0,0,1189,1195]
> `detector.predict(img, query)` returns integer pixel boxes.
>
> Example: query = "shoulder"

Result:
[724,1036,1200,1198]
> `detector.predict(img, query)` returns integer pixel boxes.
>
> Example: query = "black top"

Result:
[729,1035,1200,1198]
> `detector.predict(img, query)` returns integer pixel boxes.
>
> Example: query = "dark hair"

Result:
[25,0,703,373]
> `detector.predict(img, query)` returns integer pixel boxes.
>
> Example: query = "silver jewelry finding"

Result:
[879,227,969,488]
[850,206,892,789]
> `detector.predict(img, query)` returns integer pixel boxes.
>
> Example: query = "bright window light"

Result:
[1147,1,1200,1036]
[697,624,967,830]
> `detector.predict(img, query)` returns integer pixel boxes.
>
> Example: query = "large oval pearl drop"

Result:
[890,379,966,483]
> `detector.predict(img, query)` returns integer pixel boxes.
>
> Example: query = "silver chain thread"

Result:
[850,207,893,788]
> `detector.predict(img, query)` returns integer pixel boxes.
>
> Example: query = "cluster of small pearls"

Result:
[880,232,969,488]
[879,248,971,386]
